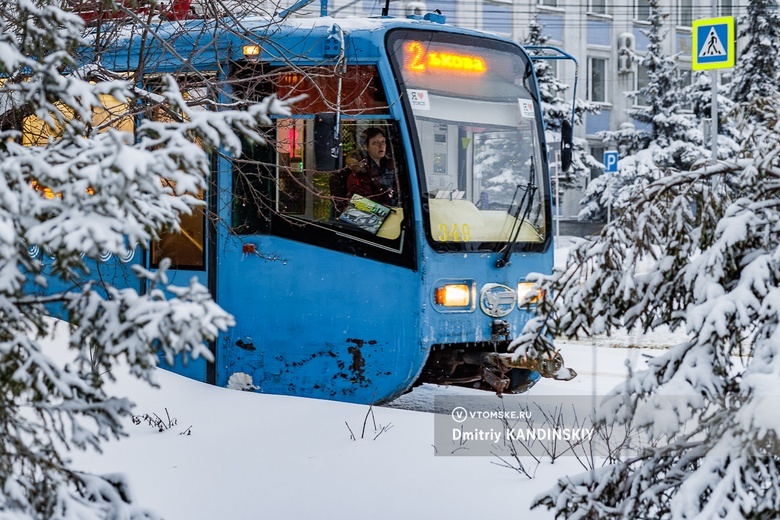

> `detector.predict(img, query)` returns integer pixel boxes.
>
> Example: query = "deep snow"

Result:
[62,239,684,519]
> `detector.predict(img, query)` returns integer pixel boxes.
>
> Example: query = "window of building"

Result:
[678,0,693,26]
[679,69,692,88]
[483,1,512,34]
[635,0,650,20]
[679,68,693,110]
[589,145,606,184]
[589,0,607,15]
[588,57,607,103]
[538,0,557,6]
[719,0,732,16]
[634,63,650,107]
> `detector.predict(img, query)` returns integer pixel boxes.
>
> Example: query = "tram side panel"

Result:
[215,235,423,404]
[211,60,427,403]
[24,247,144,323]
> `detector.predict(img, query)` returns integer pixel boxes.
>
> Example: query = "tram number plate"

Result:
[437,223,471,242]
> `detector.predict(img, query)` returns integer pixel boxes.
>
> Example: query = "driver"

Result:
[343,127,399,208]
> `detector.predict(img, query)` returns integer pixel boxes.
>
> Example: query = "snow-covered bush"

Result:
[517,94,780,518]
[0,0,289,517]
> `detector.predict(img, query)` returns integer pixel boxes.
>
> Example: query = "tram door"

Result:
[144,77,214,382]
[148,188,212,382]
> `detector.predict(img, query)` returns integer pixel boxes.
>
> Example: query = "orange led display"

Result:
[405,41,487,74]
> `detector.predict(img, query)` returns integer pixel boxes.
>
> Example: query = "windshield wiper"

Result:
[496,163,537,268]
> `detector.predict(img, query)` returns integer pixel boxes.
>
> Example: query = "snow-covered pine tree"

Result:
[729,0,780,114]
[579,0,704,221]
[0,0,289,517]
[521,21,601,194]
[685,70,739,157]
[517,68,780,520]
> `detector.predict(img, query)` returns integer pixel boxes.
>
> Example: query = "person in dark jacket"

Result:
[342,127,399,208]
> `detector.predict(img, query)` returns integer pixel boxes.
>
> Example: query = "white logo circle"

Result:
[480,283,517,317]
[451,406,468,423]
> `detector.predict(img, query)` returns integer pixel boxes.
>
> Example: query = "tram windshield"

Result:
[387,31,549,251]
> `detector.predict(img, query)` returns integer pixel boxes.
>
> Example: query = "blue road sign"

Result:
[604,150,618,173]
[692,17,735,70]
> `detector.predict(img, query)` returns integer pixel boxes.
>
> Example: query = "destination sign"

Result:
[405,41,487,74]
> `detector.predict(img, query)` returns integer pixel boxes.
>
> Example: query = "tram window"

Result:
[151,181,206,269]
[276,119,308,215]
[233,132,275,234]
[232,117,408,242]
[21,93,133,145]
[145,75,213,269]
[228,61,388,115]
[228,60,410,264]
[19,87,134,206]
[272,66,388,115]
[388,31,550,251]
[150,193,206,269]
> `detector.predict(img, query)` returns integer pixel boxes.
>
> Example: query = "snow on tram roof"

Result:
[86,11,511,62]
[282,15,414,31]
[101,13,428,43]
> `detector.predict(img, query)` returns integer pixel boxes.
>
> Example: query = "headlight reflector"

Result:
[517,282,544,306]
[435,284,471,307]
[432,280,476,312]
[243,45,261,57]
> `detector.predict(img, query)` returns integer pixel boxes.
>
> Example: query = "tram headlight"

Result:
[433,281,475,311]
[435,284,470,306]
[517,282,544,307]
[243,45,261,58]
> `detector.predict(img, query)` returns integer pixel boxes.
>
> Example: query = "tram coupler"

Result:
[480,366,510,393]
[464,350,577,381]
[491,319,510,342]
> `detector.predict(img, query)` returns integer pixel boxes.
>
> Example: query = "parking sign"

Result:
[604,150,618,173]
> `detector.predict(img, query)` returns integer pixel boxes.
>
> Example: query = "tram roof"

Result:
[90,14,520,71]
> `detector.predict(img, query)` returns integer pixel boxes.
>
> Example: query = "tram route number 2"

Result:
[437,223,471,242]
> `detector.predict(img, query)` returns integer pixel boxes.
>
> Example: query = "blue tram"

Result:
[46,1,578,403]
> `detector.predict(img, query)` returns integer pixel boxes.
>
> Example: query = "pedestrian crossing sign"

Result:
[692,17,735,70]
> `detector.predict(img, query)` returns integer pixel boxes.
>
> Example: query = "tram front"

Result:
[387,29,576,393]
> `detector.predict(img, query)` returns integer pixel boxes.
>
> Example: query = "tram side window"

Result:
[233,117,406,241]
[276,118,309,216]
[5,73,132,144]
[20,92,133,144]
[152,180,206,269]
[229,60,407,244]
[232,131,275,234]
[20,88,133,200]
[145,76,212,269]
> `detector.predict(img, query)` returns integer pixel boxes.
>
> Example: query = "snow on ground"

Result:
[68,340,663,520]
[65,238,686,519]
